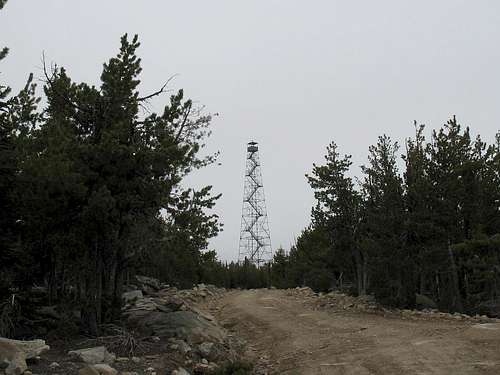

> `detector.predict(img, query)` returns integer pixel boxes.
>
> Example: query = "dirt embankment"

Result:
[210,289,500,375]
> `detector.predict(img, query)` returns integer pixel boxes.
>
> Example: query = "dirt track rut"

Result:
[213,289,500,375]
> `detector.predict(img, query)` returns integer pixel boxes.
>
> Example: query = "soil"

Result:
[211,289,500,375]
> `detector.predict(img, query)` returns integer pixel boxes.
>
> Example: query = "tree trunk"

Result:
[447,241,463,312]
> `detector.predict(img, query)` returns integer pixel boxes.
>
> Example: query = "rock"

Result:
[172,368,190,375]
[49,361,60,369]
[92,363,118,375]
[0,340,26,375]
[24,371,32,375]
[193,362,213,373]
[198,342,213,357]
[170,339,191,354]
[69,346,116,364]
[79,365,100,375]
[0,338,49,359]
[0,338,49,375]
[134,275,161,293]
[201,358,208,365]
[131,356,141,363]
[122,290,143,303]
[197,342,227,361]
[126,310,226,344]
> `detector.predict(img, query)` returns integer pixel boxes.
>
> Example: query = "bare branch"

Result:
[137,74,177,102]
[174,101,192,143]
[42,52,91,116]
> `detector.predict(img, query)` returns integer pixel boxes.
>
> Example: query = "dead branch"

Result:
[138,74,177,102]
[41,52,91,115]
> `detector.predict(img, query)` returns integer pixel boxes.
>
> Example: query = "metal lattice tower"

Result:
[238,141,272,266]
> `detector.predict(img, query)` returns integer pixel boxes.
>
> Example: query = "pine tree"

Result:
[19,35,220,334]
[306,142,364,294]
[361,135,411,306]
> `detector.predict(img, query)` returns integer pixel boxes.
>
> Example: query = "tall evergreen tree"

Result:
[16,35,220,334]
[361,135,412,306]
[306,142,364,294]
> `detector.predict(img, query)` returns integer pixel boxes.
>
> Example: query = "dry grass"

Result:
[0,294,20,338]
[80,324,154,357]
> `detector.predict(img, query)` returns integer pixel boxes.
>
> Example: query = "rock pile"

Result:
[286,286,500,323]
[122,283,228,345]
[1,279,238,375]
[120,280,238,374]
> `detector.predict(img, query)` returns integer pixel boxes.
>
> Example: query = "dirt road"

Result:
[212,289,500,374]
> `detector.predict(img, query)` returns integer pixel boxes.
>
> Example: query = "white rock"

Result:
[49,361,60,368]
[0,337,49,375]
[68,346,115,364]
[122,290,144,303]
[172,367,191,375]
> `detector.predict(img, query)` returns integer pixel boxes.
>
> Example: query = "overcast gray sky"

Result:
[2,1,500,261]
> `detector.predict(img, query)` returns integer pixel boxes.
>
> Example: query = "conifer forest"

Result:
[2,1,500,374]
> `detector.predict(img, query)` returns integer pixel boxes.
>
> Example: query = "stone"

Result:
[197,342,226,361]
[79,365,100,375]
[24,371,32,375]
[49,361,60,369]
[122,290,144,303]
[126,310,226,344]
[92,363,118,375]
[172,367,191,375]
[68,346,116,364]
[169,339,191,354]
[201,358,208,365]
[0,341,27,375]
[0,338,49,359]
[131,356,141,363]
[0,338,50,375]
[135,275,161,293]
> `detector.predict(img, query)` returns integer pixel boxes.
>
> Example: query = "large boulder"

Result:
[127,310,226,344]
[0,340,27,375]
[0,338,49,375]
[0,338,49,359]
[68,346,116,364]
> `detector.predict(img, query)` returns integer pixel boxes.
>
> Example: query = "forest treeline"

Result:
[265,119,500,315]
[3,0,500,338]
[203,119,500,316]
[1,1,222,336]
[188,116,500,318]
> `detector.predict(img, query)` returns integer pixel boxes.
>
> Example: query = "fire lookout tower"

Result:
[238,141,272,266]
